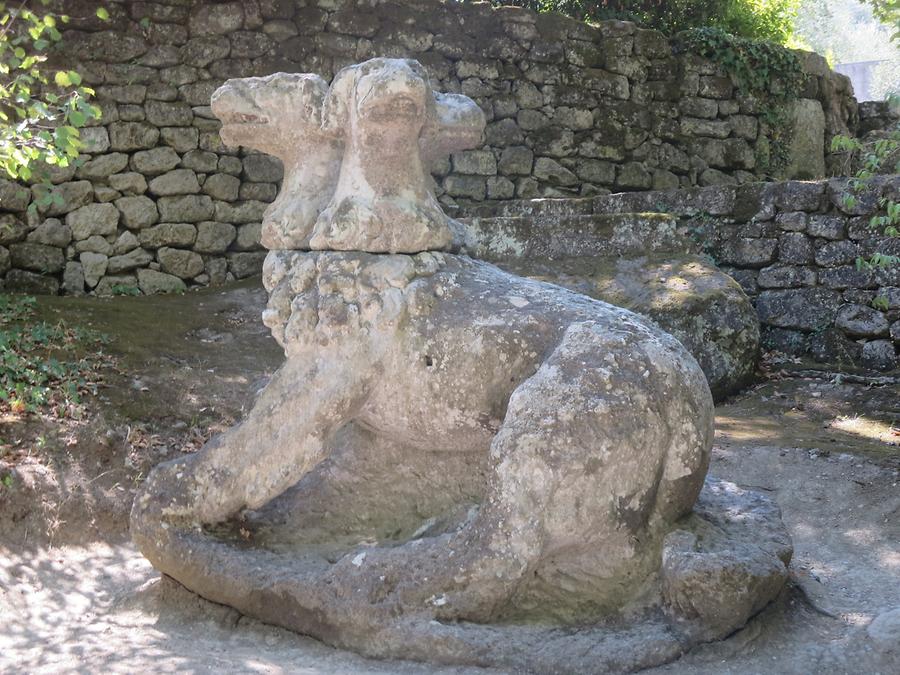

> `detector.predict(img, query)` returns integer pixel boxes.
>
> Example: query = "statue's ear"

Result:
[322,65,358,135]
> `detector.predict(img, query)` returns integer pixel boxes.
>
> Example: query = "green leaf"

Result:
[96,7,109,21]
[53,71,71,87]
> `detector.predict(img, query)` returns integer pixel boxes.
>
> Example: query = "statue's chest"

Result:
[261,250,452,355]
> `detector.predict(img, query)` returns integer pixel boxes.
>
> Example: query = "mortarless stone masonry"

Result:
[0,0,859,296]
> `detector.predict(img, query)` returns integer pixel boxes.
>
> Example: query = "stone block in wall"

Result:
[531,128,575,157]
[66,203,119,241]
[775,211,808,232]
[615,162,652,190]
[64,30,149,64]
[699,168,736,187]
[194,222,237,254]
[146,101,195,128]
[95,274,138,297]
[158,247,204,279]
[109,173,148,196]
[452,150,497,176]
[149,169,202,197]
[109,122,160,152]
[891,321,900,342]
[79,252,107,288]
[132,147,182,176]
[717,235,777,268]
[32,181,93,217]
[27,219,71,248]
[242,155,283,183]
[0,215,28,247]
[814,240,858,267]
[861,340,898,370]
[203,174,241,201]
[213,200,268,224]
[729,115,758,141]
[235,223,263,251]
[148,84,180,102]
[113,232,140,256]
[807,215,846,240]
[757,264,816,289]
[0,179,31,212]
[444,175,487,200]
[828,178,881,216]
[680,117,731,139]
[218,156,244,176]
[227,251,266,279]
[116,196,159,229]
[0,245,8,275]
[76,236,112,256]
[575,159,616,185]
[139,223,198,249]
[118,105,146,122]
[4,269,59,294]
[835,304,890,337]
[181,150,219,174]
[498,146,534,176]
[80,128,110,154]
[756,288,840,330]
[486,176,515,200]
[76,153,130,181]
[678,97,718,119]
[239,183,277,202]
[158,195,215,223]
[698,75,733,99]
[63,261,84,295]
[9,242,65,274]
[784,99,826,179]
[774,181,825,211]
[583,70,630,99]
[107,248,155,274]
[181,37,231,69]
[94,186,121,203]
[188,2,244,36]
[777,232,813,264]
[160,128,200,154]
[137,269,187,295]
[98,86,147,105]
[230,31,275,59]
[534,158,578,187]
[263,19,300,42]
[486,118,526,145]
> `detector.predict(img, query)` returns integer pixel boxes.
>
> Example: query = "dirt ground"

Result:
[1,282,899,674]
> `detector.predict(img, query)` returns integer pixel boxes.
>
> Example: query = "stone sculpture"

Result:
[132,58,792,672]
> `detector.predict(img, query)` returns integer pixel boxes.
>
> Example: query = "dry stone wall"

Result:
[472,176,900,371]
[0,0,858,295]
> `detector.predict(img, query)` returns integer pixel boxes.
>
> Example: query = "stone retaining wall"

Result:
[471,175,900,371]
[0,0,858,296]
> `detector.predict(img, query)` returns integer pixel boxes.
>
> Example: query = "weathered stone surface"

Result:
[835,304,890,337]
[80,252,108,288]
[157,195,214,222]
[116,196,159,229]
[241,154,283,182]
[0,178,32,212]
[108,122,160,151]
[4,269,59,294]
[148,169,201,196]
[66,203,119,240]
[94,274,139,297]
[0,214,26,245]
[756,288,840,330]
[213,200,268,224]
[226,251,266,278]
[33,181,94,217]
[785,99,826,179]
[202,173,240,201]
[63,261,85,295]
[27,219,71,247]
[0,245,10,275]
[189,2,244,36]
[160,126,200,153]
[76,153,130,180]
[157,246,204,278]
[137,268,187,294]
[778,232,813,264]
[75,235,112,256]
[721,237,777,268]
[131,147,181,175]
[139,223,197,249]
[107,247,154,274]
[9,242,65,273]
[113,230,140,255]
[194,221,237,253]
[109,172,148,195]
[861,339,898,370]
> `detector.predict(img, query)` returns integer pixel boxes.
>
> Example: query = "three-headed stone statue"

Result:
[132,58,792,673]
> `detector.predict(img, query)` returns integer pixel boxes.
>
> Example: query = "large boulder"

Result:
[464,211,760,400]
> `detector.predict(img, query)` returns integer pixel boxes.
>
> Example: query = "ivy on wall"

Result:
[675,27,805,176]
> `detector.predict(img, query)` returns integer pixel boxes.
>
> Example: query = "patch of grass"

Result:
[0,294,112,417]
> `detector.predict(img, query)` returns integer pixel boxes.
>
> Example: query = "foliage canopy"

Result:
[0,0,101,191]
[472,0,800,42]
